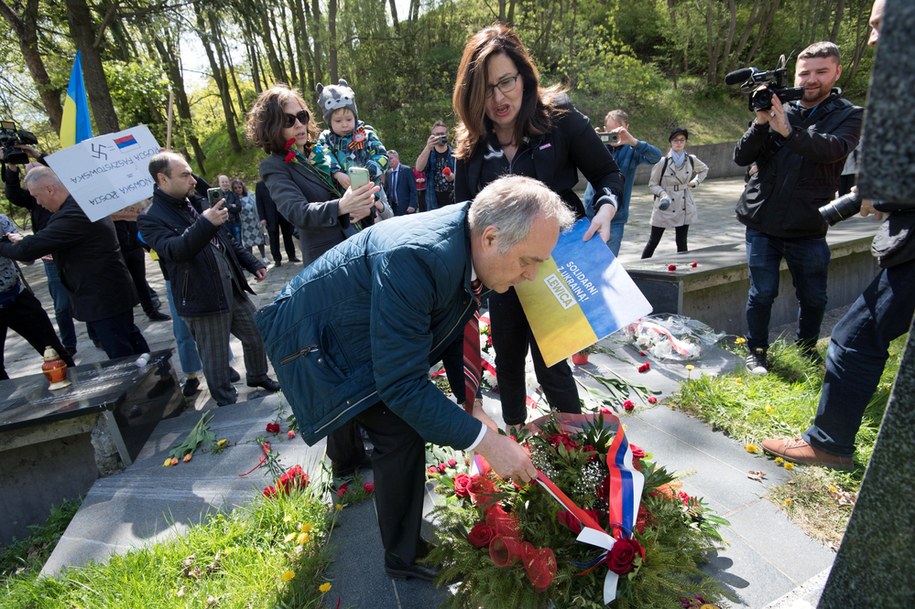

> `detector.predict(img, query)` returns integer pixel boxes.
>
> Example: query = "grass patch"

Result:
[0,499,80,581]
[670,336,907,547]
[1,489,336,609]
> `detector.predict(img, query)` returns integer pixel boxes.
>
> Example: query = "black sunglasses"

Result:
[284,110,310,128]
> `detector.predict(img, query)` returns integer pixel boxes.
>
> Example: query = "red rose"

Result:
[638,362,651,373]
[647,396,658,404]
[427,466,438,475]
[623,400,635,411]
[599,407,613,415]
[630,444,646,460]
[287,429,296,439]
[667,264,677,271]
[690,261,698,268]
[639,351,646,357]
[438,463,447,473]
[447,458,457,467]
[467,522,496,548]
[469,474,497,505]
[582,444,597,453]
[547,433,579,451]
[261,441,272,453]
[266,423,281,434]
[363,482,375,494]
[606,537,645,575]
[453,473,473,498]
[336,483,349,498]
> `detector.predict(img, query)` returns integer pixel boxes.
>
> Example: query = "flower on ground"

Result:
[735,337,747,345]
[263,485,277,498]
[745,443,759,454]
[363,482,375,494]
[828,485,838,493]
[284,532,296,542]
[599,407,614,415]
[638,362,651,373]
[163,458,173,467]
[448,458,457,467]
[296,532,310,545]
[182,453,193,463]
[287,430,296,439]
[685,364,695,372]
[623,400,635,412]
[784,498,793,506]
[335,503,343,511]
[690,261,698,268]
[319,582,332,593]
[667,264,677,271]
[282,570,295,582]
[774,457,784,464]
[783,462,795,471]
[647,396,658,404]
[266,423,281,434]
[216,438,228,448]
[336,484,349,498]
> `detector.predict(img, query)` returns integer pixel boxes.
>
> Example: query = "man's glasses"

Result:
[485,73,521,97]
[284,110,310,128]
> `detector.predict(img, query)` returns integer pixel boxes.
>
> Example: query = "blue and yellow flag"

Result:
[60,51,92,147]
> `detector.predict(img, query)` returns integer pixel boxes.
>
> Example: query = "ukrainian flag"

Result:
[60,51,92,147]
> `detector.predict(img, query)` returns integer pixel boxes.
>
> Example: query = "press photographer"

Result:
[732,41,863,375]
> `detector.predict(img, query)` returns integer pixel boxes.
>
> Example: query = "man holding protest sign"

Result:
[0,167,149,359]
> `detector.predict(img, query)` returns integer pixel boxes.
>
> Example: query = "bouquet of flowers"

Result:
[427,413,729,609]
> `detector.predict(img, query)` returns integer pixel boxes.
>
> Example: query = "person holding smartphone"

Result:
[415,121,456,210]
[247,84,380,480]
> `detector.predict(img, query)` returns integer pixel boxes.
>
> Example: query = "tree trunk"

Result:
[388,0,399,30]
[310,0,325,83]
[289,0,311,92]
[63,0,120,134]
[194,2,241,152]
[830,0,846,42]
[277,0,298,87]
[410,0,420,21]
[0,0,64,132]
[259,9,289,85]
[328,0,338,82]
[209,11,245,119]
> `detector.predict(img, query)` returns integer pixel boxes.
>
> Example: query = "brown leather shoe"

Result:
[761,437,854,471]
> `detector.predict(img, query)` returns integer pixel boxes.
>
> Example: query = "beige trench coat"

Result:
[648,153,709,228]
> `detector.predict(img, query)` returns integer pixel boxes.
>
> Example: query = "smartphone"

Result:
[206,187,222,207]
[348,166,370,189]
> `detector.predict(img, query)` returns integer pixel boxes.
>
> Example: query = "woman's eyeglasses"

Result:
[284,110,310,128]
[485,73,521,97]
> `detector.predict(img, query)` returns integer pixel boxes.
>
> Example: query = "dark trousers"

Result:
[744,227,831,352]
[86,308,149,360]
[489,288,580,426]
[43,260,76,353]
[641,225,689,259]
[267,217,298,263]
[355,402,426,567]
[326,420,367,475]
[122,246,158,315]
[1,288,74,380]
[804,256,915,457]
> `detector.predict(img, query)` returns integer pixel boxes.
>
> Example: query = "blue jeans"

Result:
[744,228,831,351]
[226,222,242,245]
[583,183,625,257]
[43,260,76,352]
[804,256,915,457]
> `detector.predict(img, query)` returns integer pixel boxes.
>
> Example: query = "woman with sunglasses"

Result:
[247,84,377,480]
[452,25,624,430]
[246,85,378,264]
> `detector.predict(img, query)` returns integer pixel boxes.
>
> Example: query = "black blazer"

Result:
[384,164,418,215]
[454,102,623,218]
[259,153,354,264]
[0,196,137,321]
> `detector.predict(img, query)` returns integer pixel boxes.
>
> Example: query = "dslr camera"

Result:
[0,120,39,165]
[819,191,862,226]
[726,55,804,112]
[597,131,621,146]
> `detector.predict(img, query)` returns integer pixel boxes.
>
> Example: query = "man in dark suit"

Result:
[384,151,417,216]
[255,180,299,266]
[0,167,149,359]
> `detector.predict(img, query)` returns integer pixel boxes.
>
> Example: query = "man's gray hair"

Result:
[23,166,63,190]
[468,175,574,254]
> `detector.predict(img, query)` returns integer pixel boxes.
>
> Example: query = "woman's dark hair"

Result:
[452,24,565,160]
[246,84,320,155]
[669,128,689,142]
[230,178,248,196]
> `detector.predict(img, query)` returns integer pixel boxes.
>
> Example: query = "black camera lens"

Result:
[819,192,862,226]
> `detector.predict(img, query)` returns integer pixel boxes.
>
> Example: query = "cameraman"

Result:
[763,0,914,470]
[415,121,455,210]
[734,41,863,375]
[1,144,78,357]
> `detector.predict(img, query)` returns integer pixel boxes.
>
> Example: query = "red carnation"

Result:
[336,483,349,498]
[467,522,496,548]
[599,407,613,416]
[667,264,677,271]
[262,485,277,498]
[647,396,658,404]
[266,422,281,434]
[623,400,635,411]
[261,441,272,453]
[363,482,375,494]
[638,362,651,373]
[284,138,296,149]
[283,150,296,164]
[630,444,646,460]
[606,537,645,575]
[691,261,698,268]
[442,166,452,176]
[453,473,473,498]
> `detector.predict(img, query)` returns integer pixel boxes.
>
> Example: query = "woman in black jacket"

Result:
[246,85,379,479]
[453,25,624,429]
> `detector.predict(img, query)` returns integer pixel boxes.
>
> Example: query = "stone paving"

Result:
[3,177,879,606]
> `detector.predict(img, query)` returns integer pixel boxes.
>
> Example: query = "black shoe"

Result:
[274,260,282,267]
[289,257,301,263]
[247,377,280,392]
[182,377,200,397]
[331,454,372,478]
[229,368,241,383]
[384,559,440,582]
[147,310,172,322]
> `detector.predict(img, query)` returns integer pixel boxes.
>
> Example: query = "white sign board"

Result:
[44,125,160,222]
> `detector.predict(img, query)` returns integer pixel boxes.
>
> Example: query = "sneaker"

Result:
[746,348,768,375]
[182,377,200,397]
[761,437,854,471]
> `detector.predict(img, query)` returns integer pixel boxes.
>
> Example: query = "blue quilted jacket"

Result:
[256,202,484,449]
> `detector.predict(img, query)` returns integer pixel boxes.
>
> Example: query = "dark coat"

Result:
[259,153,354,264]
[0,196,137,321]
[255,180,284,230]
[454,102,624,217]
[384,164,418,215]
[256,203,484,449]
[734,91,863,239]
[137,188,265,317]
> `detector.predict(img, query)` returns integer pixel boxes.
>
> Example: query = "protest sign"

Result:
[515,219,652,367]
[45,125,160,222]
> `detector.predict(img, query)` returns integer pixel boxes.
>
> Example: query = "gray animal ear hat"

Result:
[316,79,358,125]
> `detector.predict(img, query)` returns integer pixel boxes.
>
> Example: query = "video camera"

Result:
[0,120,39,165]
[725,55,804,112]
